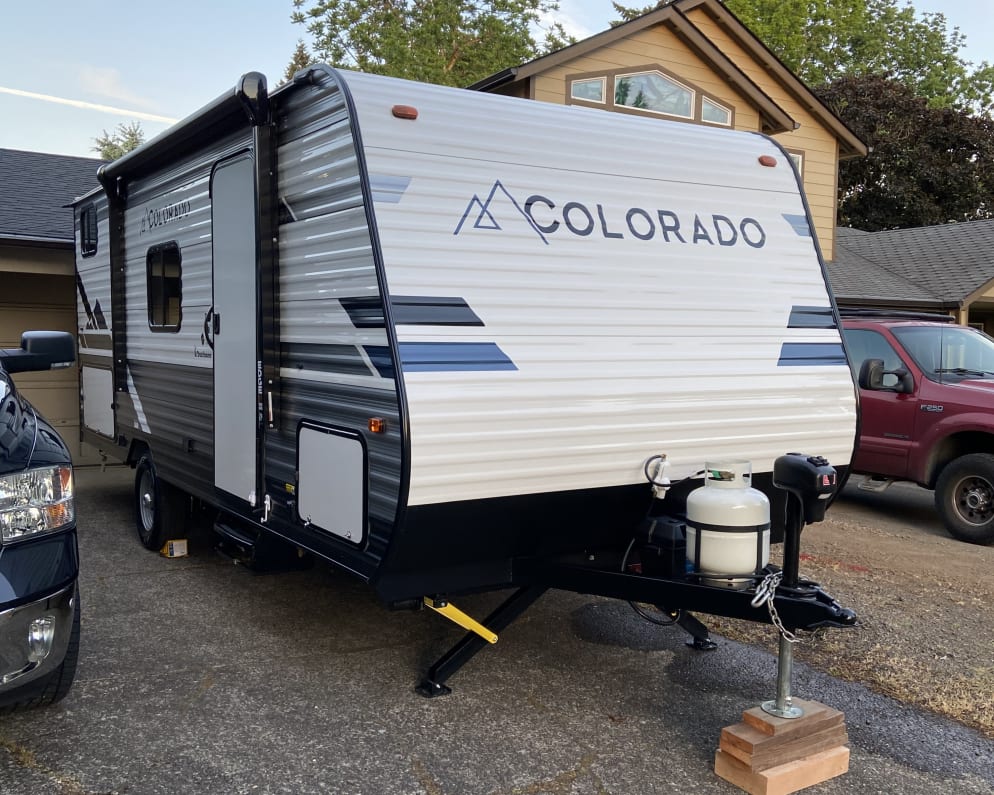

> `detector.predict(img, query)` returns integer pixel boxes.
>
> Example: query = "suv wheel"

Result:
[935,453,994,545]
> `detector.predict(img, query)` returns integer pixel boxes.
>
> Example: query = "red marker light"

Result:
[392,105,418,120]
[758,155,777,167]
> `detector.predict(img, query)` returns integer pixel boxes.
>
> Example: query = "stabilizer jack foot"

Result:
[677,611,718,651]
[415,680,452,699]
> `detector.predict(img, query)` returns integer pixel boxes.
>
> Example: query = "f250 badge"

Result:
[920,404,944,413]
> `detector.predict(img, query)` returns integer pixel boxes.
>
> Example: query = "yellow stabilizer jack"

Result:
[423,597,498,644]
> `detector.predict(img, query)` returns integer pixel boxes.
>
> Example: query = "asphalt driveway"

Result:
[0,466,991,794]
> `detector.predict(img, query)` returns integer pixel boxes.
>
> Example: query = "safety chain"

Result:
[751,571,801,644]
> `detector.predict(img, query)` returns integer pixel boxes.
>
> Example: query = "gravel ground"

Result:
[709,479,994,738]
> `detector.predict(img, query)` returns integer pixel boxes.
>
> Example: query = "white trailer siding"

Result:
[340,71,855,507]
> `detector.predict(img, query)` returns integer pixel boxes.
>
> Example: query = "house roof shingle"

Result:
[828,220,994,308]
[0,148,102,245]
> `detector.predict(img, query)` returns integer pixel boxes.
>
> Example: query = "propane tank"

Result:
[686,461,770,590]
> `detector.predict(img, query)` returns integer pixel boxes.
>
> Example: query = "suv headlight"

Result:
[0,465,75,543]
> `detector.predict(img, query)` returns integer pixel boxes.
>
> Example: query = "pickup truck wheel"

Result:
[935,454,994,545]
[134,454,185,551]
[0,589,80,712]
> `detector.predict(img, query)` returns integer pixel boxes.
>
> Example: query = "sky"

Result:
[0,0,991,160]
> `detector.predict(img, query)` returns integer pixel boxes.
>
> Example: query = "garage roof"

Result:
[827,221,994,309]
[0,148,101,246]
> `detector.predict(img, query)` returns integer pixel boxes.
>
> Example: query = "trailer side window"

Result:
[80,204,98,257]
[146,242,182,332]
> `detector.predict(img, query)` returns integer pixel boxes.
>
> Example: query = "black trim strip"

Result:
[787,305,836,329]
[688,520,771,534]
[342,296,484,328]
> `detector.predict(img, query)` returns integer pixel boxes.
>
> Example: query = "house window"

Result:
[787,150,804,177]
[80,204,98,257]
[702,98,731,126]
[147,242,182,332]
[615,71,693,118]
[571,77,606,103]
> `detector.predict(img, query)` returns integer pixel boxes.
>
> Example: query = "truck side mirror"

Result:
[858,358,912,393]
[0,331,76,374]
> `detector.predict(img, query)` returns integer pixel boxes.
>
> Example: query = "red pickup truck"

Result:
[842,311,994,545]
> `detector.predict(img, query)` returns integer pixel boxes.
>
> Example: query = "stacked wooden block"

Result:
[714,698,849,795]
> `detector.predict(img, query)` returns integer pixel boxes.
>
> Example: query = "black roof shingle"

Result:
[0,148,102,245]
[827,220,994,308]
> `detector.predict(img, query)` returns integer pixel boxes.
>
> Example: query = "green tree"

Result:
[291,0,574,87]
[283,40,317,85]
[611,0,992,112]
[818,75,994,230]
[92,121,145,161]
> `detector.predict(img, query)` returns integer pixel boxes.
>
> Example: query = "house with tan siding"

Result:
[470,0,866,261]
[0,148,102,465]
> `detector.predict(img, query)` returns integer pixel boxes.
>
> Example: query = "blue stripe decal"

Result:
[364,342,517,377]
[370,174,411,203]
[778,343,848,367]
[787,306,837,329]
[783,214,811,237]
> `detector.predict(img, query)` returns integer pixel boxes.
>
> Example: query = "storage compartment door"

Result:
[81,365,114,437]
[297,423,367,545]
[211,153,259,504]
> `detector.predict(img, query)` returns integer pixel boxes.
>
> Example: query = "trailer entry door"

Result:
[211,153,259,504]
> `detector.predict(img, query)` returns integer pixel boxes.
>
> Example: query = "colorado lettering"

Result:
[523,194,765,248]
[140,200,192,235]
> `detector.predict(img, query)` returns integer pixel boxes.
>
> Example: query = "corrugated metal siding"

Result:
[340,71,857,507]
[268,75,403,573]
[119,131,250,485]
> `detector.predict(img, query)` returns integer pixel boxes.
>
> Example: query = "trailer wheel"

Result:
[934,453,994,545]
[134,454,185,551]
[0,588,80,712]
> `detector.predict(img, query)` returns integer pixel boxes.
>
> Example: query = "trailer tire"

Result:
[134,454,185,551]
[0,588,80,712]
[934,453,994,545]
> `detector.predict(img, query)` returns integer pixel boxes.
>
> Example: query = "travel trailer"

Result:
[75,67,858,692]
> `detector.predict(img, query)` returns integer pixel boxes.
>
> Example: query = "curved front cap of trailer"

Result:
[289,69,857,598]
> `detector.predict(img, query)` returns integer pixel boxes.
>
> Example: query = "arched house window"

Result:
[568,64,735,128]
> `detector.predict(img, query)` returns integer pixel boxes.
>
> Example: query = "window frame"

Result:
[79,203,98,258]
[785,149,804,178]
[146,241,183,333]
[614,70,695,119]
[566,64,735,128]
[701,97,732,126]
[570,76,607,104]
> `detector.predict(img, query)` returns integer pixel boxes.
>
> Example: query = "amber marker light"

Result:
[368,417,386,433]
[758,155,777,167]
[392,105,418,120]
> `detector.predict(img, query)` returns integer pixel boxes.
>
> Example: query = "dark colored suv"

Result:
[842,311,994,544]
[0,331,79,710]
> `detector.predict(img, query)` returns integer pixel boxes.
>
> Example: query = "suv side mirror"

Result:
[0,331,76,374]
[858,358,913,393]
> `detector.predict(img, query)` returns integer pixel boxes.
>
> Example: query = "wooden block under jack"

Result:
[714,700,850,794]
[715,746,850,795]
